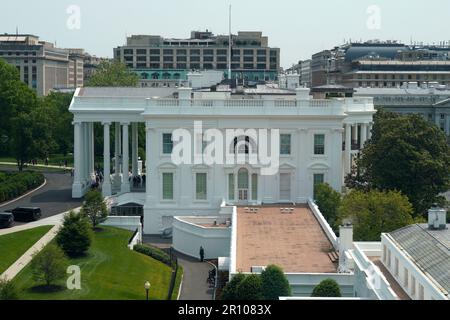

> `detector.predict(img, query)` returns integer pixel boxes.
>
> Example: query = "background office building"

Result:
[113,30,280,86]
[305,40,450,89]
[0,34,86,95]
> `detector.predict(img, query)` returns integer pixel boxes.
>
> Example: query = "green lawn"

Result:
[13,226,177,300]
[0,226,53,274]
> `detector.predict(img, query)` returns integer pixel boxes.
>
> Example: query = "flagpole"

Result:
[228,4,232,81]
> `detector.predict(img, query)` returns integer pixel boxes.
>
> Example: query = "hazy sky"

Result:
[2,0,450,68]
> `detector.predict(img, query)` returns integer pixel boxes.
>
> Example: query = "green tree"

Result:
[0,278,19,300]
[81,190,108,229]
[338,190,414,241]
[86,60,138,87]
[314,183,341,229]
[346,109,450,216]
[30,244,68,287]
[311,278,341,297]
[236,274,263,300]
[56,210,93,257]
[221,273,246,300]
[261,265,291,300]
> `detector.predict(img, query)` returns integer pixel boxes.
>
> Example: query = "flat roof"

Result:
[235,205,337,273]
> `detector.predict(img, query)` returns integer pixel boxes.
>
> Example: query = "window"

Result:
[150,49,160,55]
[411,276,416,296]
[313,173,324,198]
[314,134,325,155]
[280,134,291,155]
[251,174,258,200]
[162,133,173,154]
[394,258,399,276]
[404,268,408,288]
[228,174,235,200]
[418,284,424,300]
[162,173,174,200]
[196,173,207,200]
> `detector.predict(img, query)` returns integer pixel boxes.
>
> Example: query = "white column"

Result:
[102,122,112,196]
[121,123,130,193]
[351,123,358,146]
[132,123,138,176]
[82,123,88,183]
[361,123,367,148]
[72,121,83,198]
[345,123,351,175]
[90,123,95,177]
[114,122,121,188]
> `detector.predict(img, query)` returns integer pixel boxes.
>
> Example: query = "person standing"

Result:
[199,246,205,262]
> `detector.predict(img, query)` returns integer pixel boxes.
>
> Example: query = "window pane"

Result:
[228,174,234,200]
[196,173,207,200]
[162,173,173,200]
[238,168,249,189]
[280,134,291,155]
[251,174,257,200]
[163,133,173,154]
[314,134,325,155]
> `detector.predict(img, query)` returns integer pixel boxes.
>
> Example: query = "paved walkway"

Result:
[142,235,214,300]
[1,224,60,281]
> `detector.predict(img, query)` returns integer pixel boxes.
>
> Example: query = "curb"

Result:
[177,273,184,300]
[0,179,47,208]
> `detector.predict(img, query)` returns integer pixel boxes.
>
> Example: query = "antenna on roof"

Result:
[16,26,18,35]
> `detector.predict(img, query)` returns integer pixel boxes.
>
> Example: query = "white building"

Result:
[69,86,375,235]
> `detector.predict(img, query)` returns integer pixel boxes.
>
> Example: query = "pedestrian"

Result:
[199,246,205,262]
[64,159,68,168]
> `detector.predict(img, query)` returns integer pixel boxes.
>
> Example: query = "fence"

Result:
[166,248,179,300]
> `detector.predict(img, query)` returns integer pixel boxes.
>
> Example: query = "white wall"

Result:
[172,216,231,259]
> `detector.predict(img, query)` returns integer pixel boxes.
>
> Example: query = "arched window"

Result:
[141,72,149,80]
[232,136,257,154]
[151,73,159,80]
[173,73,181,80]
[162,72,171,80]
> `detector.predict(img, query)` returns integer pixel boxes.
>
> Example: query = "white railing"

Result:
[308,198,338,249]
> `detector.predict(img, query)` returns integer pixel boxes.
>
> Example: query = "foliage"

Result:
[346,109,450,216]
[221,273,246,300]
[0,278,19,300]
[56,211,92,257]
[86,60,139,87]
[0,170,44,202]
[134,244,175,268]
[311,278,341,297]
[314,183,342,229]
[260,265,291,300]
[338,190,414,241]
[80,190,108,228]
[236,274,264,300]
[30,244,68,287]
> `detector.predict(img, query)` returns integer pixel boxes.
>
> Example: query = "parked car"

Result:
[0,212,14,228]
[11,207,41,222]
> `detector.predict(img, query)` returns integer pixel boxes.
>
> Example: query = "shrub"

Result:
[30,244,68,287]
[236,274,263,300]
[134,244,175,268]
[261,265,291,300]
[311,278,341,297]
[0,171,44,203]
[56,210,92,257]
[221,273,246,300]
[0,278,19,300]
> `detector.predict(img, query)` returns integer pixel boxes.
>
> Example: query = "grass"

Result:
[0,225,53,274]
[13,226,178,300]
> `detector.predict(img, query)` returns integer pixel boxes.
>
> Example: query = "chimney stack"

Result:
[428,206,447,230]
[338,223,353,271]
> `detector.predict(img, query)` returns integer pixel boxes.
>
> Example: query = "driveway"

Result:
[0,167,83,224]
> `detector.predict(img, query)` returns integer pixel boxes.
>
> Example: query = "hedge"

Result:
[133,244,176,269]
[0,171,45,203]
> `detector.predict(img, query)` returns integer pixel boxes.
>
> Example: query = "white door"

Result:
[238,168,249,203]
[279,173,291,201]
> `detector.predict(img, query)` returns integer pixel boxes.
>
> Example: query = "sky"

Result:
[1,0,450,68]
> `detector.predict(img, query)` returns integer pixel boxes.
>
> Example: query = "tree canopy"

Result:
[338,190,415,241]
[314,183,341,230]
[311,278,341,297]
[260,265,291,300]
[86,60,139,87]
[346,109,450,216]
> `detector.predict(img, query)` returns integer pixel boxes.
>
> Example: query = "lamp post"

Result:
[144,281,151,301]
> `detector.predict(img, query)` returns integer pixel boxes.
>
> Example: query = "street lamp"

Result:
[144,281,151,301]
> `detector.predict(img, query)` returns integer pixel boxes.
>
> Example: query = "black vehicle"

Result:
[11,207,41,222]
[0,212,14,228]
